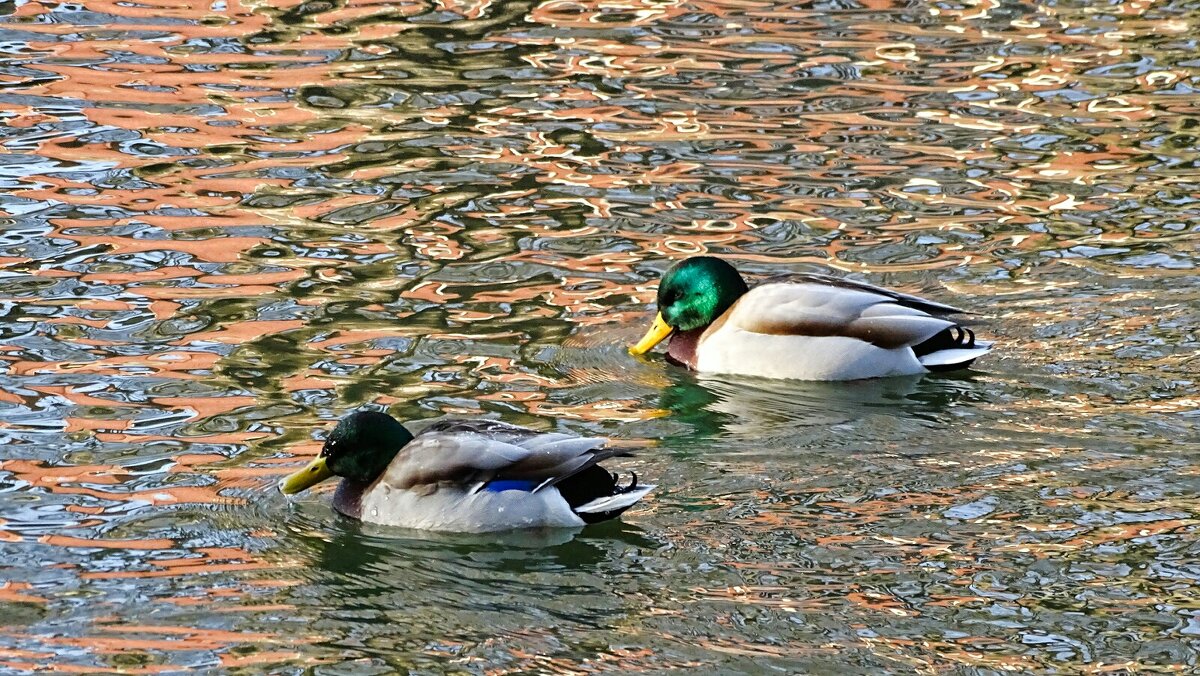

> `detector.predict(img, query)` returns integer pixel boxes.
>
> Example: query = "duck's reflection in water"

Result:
[288,505,658,581]
[659,370,983,439]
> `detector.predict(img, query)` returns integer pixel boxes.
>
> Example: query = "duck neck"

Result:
[332,478,371,519]
[666,327,705,369]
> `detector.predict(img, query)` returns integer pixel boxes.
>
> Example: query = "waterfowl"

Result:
[279,411,653,533]
[629,256,992,381]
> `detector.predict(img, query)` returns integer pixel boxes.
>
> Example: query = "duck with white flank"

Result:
[630,256,992,381]
[280,411,653,533]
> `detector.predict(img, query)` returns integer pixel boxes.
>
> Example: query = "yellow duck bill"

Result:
[629,312,674,356]
[279,456,335,495]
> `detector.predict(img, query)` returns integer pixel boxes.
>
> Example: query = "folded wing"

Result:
[762,272,964,315]
[380,419,627,494]
[729,279,963,351]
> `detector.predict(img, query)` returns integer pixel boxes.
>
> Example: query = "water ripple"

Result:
[0,0,1198,671]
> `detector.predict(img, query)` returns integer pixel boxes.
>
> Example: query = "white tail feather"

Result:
[573,484,655,514]
[919,344,993,368]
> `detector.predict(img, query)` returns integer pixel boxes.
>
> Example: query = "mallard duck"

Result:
[279,411,653,532]
[629,256,992,381]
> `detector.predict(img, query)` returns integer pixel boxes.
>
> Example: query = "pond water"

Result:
[2,0,1199,672]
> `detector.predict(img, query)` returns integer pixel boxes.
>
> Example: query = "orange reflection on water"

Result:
[2,0,1199,670]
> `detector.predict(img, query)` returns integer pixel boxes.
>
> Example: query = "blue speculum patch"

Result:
[483,480,537,492]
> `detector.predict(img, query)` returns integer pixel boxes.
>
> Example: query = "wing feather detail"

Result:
[725,280,967,351]
[379,421,623,493]
[763,272,964,315]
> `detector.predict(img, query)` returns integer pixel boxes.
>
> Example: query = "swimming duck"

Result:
[279,411,653,532]
[629,256,992,381]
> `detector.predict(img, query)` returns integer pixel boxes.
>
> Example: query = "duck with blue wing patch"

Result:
[279,411,653,533]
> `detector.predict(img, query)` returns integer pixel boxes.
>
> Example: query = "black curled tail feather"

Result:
[556,465,641,524]
[912,324,976,358]
[912,324,984,373]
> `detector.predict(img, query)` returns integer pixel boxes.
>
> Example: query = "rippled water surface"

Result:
[2,0,1199,671]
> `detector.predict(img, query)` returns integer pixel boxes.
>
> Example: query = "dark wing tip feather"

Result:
[524,445,632,493]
